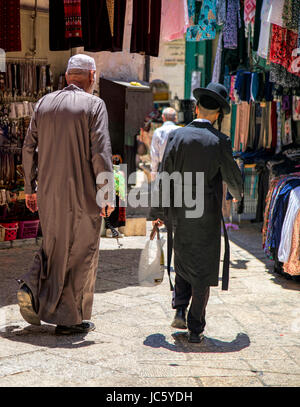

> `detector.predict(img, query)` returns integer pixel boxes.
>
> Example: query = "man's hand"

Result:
[100,204,115,218]
[25,194,38,213]
[152,218,164,227]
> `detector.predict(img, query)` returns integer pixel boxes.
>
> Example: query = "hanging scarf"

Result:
[0,0,21,52]
[64,0,83,39]
[244,0,256,26]
[223,0,241,49]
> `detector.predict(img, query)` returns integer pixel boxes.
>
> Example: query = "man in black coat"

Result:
[151,83,243,343]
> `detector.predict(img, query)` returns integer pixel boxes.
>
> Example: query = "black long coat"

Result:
[150,121,243,289]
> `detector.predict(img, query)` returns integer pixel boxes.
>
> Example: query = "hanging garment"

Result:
[278,187,300,262]
[186,0,217,41]
[212,32,223,83]
[81,0,127,52]
[283,210,300,276]
[223,0,241,49]
[282,0,300,31]
[269,24,300,77]
[234,102,251,152]
[244,0,256,27]
[270,62,300,88]
[160,0,189,42]
[0,0,21,52]
[257,0,272,59]
[49,0,83,51]
[130,0,161,57]
[252,0,263,51]
[64,0,83,39]
[267,0,285,27]
[21,84,113,326]
[292,96,300,121]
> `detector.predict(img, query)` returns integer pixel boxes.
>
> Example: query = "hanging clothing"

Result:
[269,24,300,78]
[81,0,127,52]
[282,0,300,31]
[0,0,21,52]
[64,0,83,39]
[267,0,285,27]
[212,33,223,83]
[257,0,272,59]
[244,0,256,27]
[278,186,300,262]
[234,102,251,152]
[252,0,263,51]
[160,0,189,42]
[21,84,113,325]
[223,0,241,49]
[130,0,161,57]
[187,0,217,41]
[283,210,300,276]
[49,0,83,51]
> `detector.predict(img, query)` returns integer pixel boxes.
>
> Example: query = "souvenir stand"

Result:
[211,0,300,279]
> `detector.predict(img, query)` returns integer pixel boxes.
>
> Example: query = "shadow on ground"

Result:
[227,222,300,291]
[0,248,143,309]
[0,324,97,348]
[144,332,250,353]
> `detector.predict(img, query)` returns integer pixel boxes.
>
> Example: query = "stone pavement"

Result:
[0,221,300,387]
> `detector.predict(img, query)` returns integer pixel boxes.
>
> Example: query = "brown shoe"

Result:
[17,284,41,326]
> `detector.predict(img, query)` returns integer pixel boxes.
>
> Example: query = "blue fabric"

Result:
[270,179,300,250]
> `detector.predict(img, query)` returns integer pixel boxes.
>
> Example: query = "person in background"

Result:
[18,54,114,335]
[150,107,179,181]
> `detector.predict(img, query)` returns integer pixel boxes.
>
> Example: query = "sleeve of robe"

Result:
[22,108,39,195]
[90,99,114,207]
[220,137,243,201]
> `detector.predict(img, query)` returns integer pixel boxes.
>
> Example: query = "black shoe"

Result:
[188,331,204,343]
[55,321,95,335]
[17,283,41,326]
[171,307,187,329]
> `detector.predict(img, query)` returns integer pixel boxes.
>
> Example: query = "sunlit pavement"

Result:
[0,222,299,387]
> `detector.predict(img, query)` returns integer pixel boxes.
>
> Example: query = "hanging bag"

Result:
[138,224,165,287]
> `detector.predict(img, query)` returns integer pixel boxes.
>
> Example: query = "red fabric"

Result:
[64,0,82,39]
[269,24,300,77]
[118,206,126,224]
[0,0,21,52]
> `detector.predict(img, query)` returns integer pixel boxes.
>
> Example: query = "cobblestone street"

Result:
[0,222,300,387]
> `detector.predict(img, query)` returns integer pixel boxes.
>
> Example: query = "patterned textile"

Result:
[244,0,256,26]
[270,62,300,88]
[282,0,300,31]
[186,0,217,41]
[269,24,300,77]
[212,32,223,82]
[293,96,300,121]
[64,0,82,39]
[283,210,300,276]
[0,0,21,52]
[223,0,241,49]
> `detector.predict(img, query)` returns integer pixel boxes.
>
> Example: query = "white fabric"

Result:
[257,0,272,59]
[194,119,212,124]
[67,54,96,72]
[150,121,179,172]
[278,187,300,263]
[267,0,285,27]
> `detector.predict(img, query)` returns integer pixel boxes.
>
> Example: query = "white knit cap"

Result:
[67,54,96,72]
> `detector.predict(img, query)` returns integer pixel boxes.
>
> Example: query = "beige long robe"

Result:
[21,84,113,325]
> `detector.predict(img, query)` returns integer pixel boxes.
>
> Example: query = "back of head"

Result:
[65,54,97,94]
[162,107,177,122]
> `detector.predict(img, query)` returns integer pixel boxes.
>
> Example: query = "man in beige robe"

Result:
[17,54,114,335]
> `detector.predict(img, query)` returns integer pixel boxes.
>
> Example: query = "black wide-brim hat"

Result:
[193,82,231,115]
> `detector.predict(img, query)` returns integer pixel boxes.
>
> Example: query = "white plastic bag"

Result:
[138,228,165,287]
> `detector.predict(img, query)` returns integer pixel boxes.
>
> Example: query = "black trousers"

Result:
[172,273,210,334]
